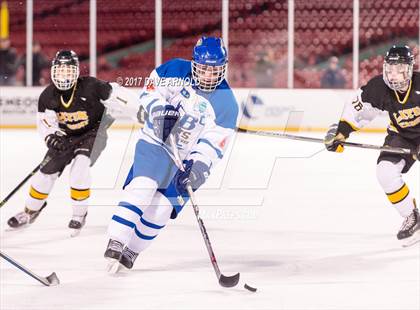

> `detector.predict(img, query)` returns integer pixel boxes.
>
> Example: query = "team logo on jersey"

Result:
[57,111,89,130]
[393,106,420,128]
[198,101,207,113]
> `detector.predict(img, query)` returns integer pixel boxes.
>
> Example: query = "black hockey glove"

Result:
[173,160,210,196]
[152,105,180,143]
[324,123,346,153]
[45,131,68,151]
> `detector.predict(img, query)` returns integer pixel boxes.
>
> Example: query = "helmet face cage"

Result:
[191,61,227,92]
[382,46,414,92]
[383,62,413,91]
[51,64,79,90]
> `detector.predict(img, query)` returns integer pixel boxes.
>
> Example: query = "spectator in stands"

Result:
[98,55,112,71]
[321,56,346,89]
[254,48,277,88]
[0,38,18,86]
[21,41,50,85]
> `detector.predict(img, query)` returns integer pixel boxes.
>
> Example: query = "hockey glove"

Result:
[152,105,180,143]
[324,123,346,153]
[173,160,210,196]
[45,131,68,151]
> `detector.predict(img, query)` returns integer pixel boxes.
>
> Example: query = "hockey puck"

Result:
[244,283,257,292]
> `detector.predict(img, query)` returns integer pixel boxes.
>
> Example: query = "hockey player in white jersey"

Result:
[104,36,238,272]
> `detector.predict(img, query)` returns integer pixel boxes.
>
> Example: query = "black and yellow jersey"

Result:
[338,72,420,140]
[38,76,112,136]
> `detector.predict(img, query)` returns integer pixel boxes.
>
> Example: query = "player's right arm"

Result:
[37,87,68,150]
[325,76,384,152]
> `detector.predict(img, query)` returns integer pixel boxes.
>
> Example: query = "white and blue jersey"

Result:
[123,58,238,217]
[140,58,238,167]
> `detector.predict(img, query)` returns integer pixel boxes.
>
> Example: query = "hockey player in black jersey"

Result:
[325,45,420,245]
[7,50,142,236]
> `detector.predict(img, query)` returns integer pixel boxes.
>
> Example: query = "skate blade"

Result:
[106,259,122,274]
[70,229,82,238]
[4,225,30,232]
[402,230,420,248]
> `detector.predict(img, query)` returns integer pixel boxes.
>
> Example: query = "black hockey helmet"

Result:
[51,50,79,90]
[383,45,415,92]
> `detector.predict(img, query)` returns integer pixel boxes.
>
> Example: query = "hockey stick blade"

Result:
[0,251,60,286]
[219,272,240,287]
[45,272,60,286]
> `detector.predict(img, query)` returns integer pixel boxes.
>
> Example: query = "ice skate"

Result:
[104,239,124,274]
[397,208,420,247]
[69,212,87,237]
[7,203,47,229]
[119,247,139,269]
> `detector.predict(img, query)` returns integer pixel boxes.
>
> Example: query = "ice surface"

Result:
[1,129,419,310]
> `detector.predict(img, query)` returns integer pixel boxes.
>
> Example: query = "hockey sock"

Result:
[377,160,415,217]
[70,155,91,216]
[108,176,157,245]
[126,191,173,253]
[25,171,58,211]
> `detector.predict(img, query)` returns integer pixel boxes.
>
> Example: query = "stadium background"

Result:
[0,0,419,130]
[0,3,419,309]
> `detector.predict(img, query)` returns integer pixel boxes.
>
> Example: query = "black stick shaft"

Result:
[169,135,241,287]
[0,251,50,286]
[239,128,413,155]
[0,133,88,209]
[0,152,56,209]
[0,165,40,208]
[169,136,222,279]
[186,186,223,279]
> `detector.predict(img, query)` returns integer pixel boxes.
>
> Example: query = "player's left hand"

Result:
[173,160,210,196]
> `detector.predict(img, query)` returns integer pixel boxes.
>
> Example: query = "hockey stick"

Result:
[237,128,414,155]
[0,251,59,286]
[0,155,52,209]
[0,133,91,209]
[168,135,240,288]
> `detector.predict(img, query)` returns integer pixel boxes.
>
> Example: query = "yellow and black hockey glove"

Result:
[324,123,346,153]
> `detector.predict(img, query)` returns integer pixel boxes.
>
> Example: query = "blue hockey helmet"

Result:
[192,36,228,92]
